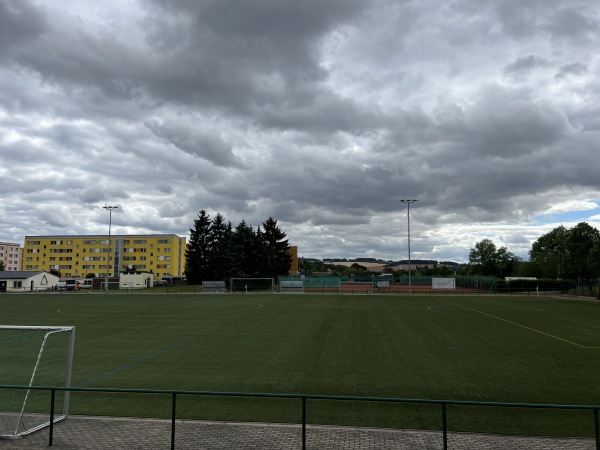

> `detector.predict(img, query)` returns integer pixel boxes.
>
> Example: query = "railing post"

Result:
[594,408,599,450]
[441,402,447,450]
[302,397,307,450]
[171,393,177,450]
[48,388,56,446]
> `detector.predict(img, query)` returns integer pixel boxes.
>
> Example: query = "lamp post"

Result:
[103,205,118,293]
[400,199,417,294]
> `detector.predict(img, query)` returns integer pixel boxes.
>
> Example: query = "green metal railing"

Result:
[1,385,599,449]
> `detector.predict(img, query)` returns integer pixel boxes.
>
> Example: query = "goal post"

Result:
[229,278,274,293]
[0,326,75,439]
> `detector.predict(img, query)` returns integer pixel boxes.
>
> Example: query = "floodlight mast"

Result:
[103,205,118,293]
[400,200,417,294]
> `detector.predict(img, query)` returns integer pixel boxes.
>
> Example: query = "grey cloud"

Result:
[144,119,246,169]
[555,62,588,79]
[502,55,550,81]
[543,7,599,40]
[2,0,600,263]
[0,1,47,50]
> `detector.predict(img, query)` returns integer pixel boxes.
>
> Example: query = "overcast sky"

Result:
[1,0,599,263]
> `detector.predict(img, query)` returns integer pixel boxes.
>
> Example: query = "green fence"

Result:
[1,385,599,450]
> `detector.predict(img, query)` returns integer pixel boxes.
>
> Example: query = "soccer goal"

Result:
[229,278,275,293]
[432,278,456,290]
[0,326,75,439]
[202,281,227,293]
[279,280,305,294]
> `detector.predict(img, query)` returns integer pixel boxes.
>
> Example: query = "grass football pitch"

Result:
[1,292,600,437]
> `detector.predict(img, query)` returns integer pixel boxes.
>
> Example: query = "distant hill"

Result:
[304,257,461,273]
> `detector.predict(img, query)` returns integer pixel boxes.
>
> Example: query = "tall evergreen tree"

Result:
[261,217,292,278]
[228,220,258,278]
[184,210,212,284]
[210,213,231,280]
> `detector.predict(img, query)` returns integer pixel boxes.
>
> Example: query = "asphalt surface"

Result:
[0,416,596,449]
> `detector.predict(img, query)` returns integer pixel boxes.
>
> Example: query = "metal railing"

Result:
[1,385,599,449]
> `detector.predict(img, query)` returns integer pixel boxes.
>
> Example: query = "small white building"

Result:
[119,272,154,289]
[0,271,59,292]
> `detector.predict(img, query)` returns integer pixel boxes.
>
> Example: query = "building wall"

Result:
[288,246,298,274]
[0,241,22,271]
[0,272,59,292]
[23,234,186,279]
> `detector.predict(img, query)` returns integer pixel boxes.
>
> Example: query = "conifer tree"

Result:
[185,210,212,283]
[261,217,292,278]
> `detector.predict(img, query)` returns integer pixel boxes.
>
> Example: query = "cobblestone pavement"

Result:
[0,417,596,450]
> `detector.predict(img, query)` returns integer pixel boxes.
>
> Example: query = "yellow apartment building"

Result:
[22,234,186,279]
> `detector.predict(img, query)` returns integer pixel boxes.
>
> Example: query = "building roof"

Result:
[0,271,48,279]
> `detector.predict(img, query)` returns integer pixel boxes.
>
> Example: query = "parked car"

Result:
[76,279,92,289]
[65,279,77,291]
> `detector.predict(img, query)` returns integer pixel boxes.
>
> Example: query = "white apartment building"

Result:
[0,241,22,271]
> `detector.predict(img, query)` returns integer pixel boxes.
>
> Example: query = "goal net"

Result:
[229,278,274,293]
[202,281,226,293]
[0,326,75,439]
[432,278,456,289]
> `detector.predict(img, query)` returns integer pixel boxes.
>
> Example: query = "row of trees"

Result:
[468,222,600,280]
[185,210,292,284]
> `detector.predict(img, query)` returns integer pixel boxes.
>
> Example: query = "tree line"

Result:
[185,210,292,284]
[468,222,600,280]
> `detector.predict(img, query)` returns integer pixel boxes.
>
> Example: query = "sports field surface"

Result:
[1,292,600,437]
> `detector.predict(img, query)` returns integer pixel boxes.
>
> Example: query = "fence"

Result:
[0,385,599,450]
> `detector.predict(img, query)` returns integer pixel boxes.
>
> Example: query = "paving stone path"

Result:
[0,416,596,449]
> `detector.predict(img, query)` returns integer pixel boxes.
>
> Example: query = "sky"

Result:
[1,0,599,263]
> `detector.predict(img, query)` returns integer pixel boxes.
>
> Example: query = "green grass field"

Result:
[2,292,600,437]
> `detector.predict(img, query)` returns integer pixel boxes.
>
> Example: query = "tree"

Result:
[228,220,258,278]
[529,225,569,278]
[0,260,4,271]
[210,213,232,280]
[260,217,292,278]
[468,238,518,277]
[562,222,600,281]
[185,211,293,283]
[469,239,498,275]
[49,268,61,278]
[185,210,213,284]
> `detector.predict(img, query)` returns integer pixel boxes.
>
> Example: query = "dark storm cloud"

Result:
[0,1,47,47]
[1,0,599,261]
